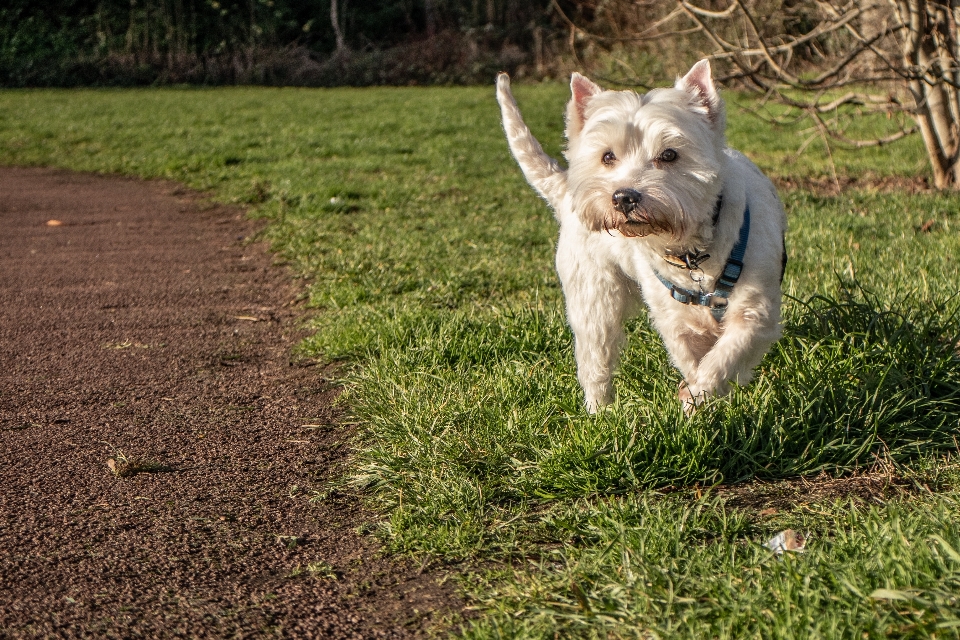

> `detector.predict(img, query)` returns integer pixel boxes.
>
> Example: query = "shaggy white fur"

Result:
[496,60,787,412]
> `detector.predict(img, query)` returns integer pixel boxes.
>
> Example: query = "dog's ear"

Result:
[676,59,725,128]
[565,73,603,140]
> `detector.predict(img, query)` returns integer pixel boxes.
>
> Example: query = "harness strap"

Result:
[654,205,750,321]
[711,194,724,226]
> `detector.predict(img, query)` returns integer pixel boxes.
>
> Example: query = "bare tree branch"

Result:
[562,0,960,187]
[551,0,700,42]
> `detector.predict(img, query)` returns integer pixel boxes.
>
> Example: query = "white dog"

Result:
[496,60,786,412]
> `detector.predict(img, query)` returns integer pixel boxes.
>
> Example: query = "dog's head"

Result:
[564,60,727,244]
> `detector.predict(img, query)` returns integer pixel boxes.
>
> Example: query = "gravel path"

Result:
[0,167,458,638]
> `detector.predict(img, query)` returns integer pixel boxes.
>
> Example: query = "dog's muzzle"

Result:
[611,188,657,236]
[612,188,643,215]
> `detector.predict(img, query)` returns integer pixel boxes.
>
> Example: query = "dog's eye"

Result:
[601,151,617,166]
[658,148,678,163]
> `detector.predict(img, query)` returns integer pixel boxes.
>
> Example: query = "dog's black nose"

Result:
[612,188,642,213]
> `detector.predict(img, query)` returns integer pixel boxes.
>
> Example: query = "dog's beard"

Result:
[572,180,686,240]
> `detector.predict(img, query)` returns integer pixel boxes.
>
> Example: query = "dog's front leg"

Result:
[556,235,637,412]
[684,305,781,406]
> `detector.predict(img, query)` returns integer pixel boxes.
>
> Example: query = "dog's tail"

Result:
[496,73,567,210]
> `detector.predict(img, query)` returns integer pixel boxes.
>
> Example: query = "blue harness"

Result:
[654,205,750,322]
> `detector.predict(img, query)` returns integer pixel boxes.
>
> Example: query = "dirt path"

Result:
[0,167,458,638]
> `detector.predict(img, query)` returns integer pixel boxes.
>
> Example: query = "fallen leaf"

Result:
[765,529,806,554]
[234,315,260,321]
[869,588,914,600]
[46,219,63,226]
[759,508,778,516]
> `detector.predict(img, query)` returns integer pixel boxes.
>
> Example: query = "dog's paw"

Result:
[678,381,704,415]
[584,391,613,414]
[585,398,605,414]
[678,382,695,414]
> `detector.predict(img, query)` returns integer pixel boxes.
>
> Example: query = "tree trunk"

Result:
[125,0,136,53]
[330,0,346,53]
[898,0,960,188]
[533,25,544,74]
[425,0,436,37]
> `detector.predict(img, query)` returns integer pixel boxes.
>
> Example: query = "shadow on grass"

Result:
[721,288,960,478]
[538,286,960,495]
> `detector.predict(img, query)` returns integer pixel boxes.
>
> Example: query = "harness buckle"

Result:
[722,258,743,282]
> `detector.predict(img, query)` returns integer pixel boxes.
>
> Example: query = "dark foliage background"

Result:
[0,0,566,86]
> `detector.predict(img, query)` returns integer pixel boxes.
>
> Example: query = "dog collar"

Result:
[661,194,724,271]
[654,203,750,321]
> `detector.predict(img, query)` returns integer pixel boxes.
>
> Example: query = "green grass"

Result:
[2,83,959,638]
[463,492,960,638]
